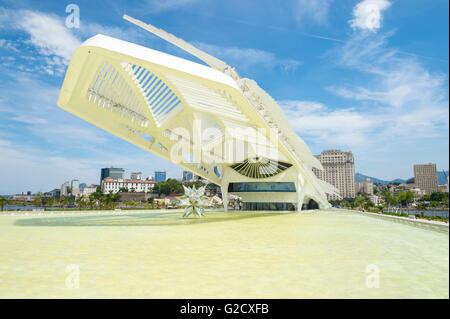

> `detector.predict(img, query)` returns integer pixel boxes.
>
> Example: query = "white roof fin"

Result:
[123,14,232,74]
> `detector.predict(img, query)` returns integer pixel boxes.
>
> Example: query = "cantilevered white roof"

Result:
[82,35,239,90]
[57,16,340,210]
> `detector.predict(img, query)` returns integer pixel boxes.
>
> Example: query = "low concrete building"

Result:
[102,177,156,194]
[79,186,98,197]
[119,192,157,202]
[369,195,379,206]
[12,194,36,201]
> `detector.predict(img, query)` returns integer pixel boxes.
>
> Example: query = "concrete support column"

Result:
[220,167,231,212]
[297,173,305,213]
[221,186,228,212]
[192,113,202,163]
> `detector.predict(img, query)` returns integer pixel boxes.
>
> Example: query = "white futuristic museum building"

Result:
[57,15,340,212]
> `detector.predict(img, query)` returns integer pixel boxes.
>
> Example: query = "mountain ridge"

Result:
[355,171,449,185]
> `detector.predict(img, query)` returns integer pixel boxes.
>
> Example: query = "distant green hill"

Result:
[355,173,405,185]
[356,171,449,185]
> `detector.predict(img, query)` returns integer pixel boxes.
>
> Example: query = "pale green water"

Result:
[0,209,448,298]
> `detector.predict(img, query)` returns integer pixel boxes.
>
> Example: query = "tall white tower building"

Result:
[313,150,355,200]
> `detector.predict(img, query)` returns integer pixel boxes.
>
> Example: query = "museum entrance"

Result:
[242,202,297,211]
[302,199,319,210]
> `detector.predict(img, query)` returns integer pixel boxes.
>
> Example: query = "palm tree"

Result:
[32,193,43,208]
[0,196,5,211]
[442,195,449,209]
[382,190,395,211]
[88,195,96,209]
[354,197,365,210]
[416,202,427,217]
[60,196,69,208]
[363,199,374,211]
[340,200,349,208]
[430,201,440,218]
[376,204,384,213]
[76,195,88,209]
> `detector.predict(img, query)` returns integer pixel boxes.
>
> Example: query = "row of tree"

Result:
[0,180,221,211]
[112,179,208,196]
[330,191,449,212]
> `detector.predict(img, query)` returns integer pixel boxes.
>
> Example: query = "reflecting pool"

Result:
[0,209,448,298]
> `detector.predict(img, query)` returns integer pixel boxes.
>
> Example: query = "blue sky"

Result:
[0,0,448,194]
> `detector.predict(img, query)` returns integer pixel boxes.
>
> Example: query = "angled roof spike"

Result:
[123,14,234,75]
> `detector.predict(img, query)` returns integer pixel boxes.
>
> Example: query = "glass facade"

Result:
[100,167,124,184]
[182,171,193,181]
[155,171,167,182]
[228,182,296,192]
[305,200,319,210]
[243,202,297,211]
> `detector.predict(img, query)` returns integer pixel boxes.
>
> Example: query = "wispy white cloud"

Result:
[11,115,48,125]
[332,33,449,131]
[193,41,301,71]
[350,0,391,32]
[283,31,449,155]
[293,0,334,25]
[144,0,204,13]
[75,21,148,44]
[17,10,81,63]
[0,71,109,149]
[280,100,374,146]
[0,7,145,75]
[0,7,80,74]
[0,39,19,52]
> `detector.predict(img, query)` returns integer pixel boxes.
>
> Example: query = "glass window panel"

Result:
[228,182,296,192]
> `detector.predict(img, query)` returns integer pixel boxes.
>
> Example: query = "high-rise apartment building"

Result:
[154,171,167,183]
[355,178,374,195]
[182,170,195,182]
[312,150,355,200]
[60,181,70,196]
[130,172,142,180]
[414,163,438,194]
[71,179,80,196]
[100,167,125,184]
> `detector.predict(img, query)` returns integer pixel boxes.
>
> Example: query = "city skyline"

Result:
[0,1,448,195]
[5,159,449,196]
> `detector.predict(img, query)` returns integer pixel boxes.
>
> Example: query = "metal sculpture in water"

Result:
[179,185,211,218]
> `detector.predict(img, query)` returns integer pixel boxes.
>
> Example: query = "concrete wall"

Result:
[119,192,158,202]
